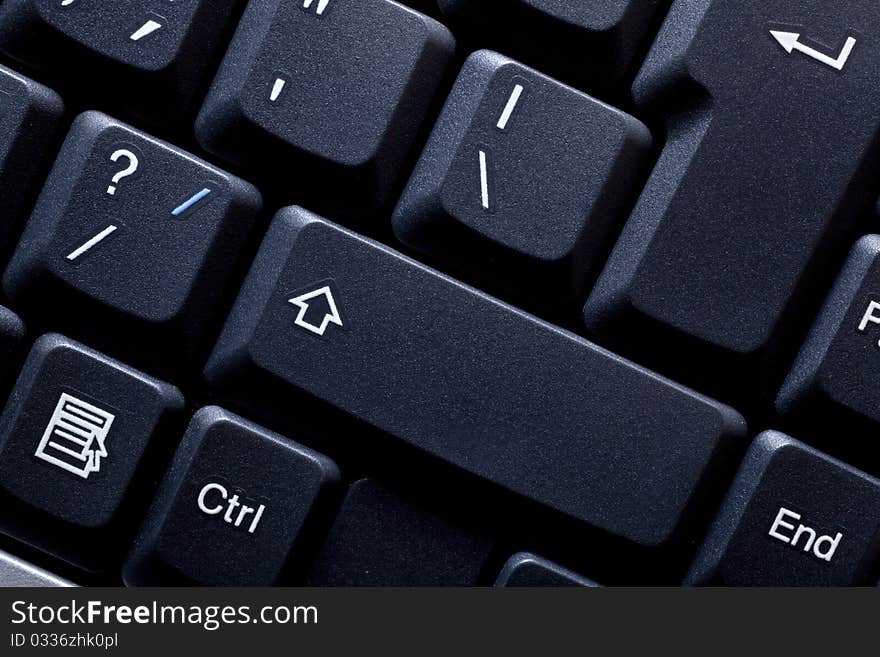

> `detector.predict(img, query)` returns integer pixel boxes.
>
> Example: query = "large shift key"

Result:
[206,207,747,556]
[583,1,880,400]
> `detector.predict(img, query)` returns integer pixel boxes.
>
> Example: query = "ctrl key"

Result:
[685,432,880,586]
[123,407,340,586]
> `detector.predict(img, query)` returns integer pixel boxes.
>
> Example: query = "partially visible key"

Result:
[0,65,64,256]
[0,306,25,389]
[0,0,243,124]
[4,112,262,373]
[495,552,599,587]
[393,51,651,305]
[0,334,184,572]
[305,479,494,586]
[584,1,880,401]
[205,206,748,567]
[195,0,455,220]
[124,407,339,586]
[399,0,441,17]
[685,432,880,586]
[778,236,880,439]
[0,549,75,587]
[438,0,665,93]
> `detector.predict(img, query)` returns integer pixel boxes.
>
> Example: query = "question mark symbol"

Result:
[106,149,139,196]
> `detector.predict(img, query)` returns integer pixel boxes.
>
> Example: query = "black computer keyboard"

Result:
[0,0,877,588]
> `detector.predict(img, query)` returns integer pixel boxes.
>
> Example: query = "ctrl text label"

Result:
[197,481,267,534]
[768,507,842,562]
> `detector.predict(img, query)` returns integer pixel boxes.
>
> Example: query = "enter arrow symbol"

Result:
[288,285,344,336]
[770,30,857,71]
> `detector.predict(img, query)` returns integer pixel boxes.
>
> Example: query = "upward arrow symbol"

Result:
[770,30,857,71]
[289,285,344,336]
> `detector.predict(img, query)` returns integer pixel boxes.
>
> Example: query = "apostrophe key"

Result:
[3,112,262,374]
[205,206,748,569]
[0,0,243,124]
[0,64,64,256]
[495,552,600,587]
[583,1,880,403]
[195,0,455,220]
[305,479,494,586]
[393,51,651,305]
[124,407,339,586]
[0,334,184,572]
[685,432,880,586]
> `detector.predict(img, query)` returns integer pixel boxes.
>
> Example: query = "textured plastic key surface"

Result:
[438,0,664,93]
[0,64,64,256]
[686,432,880,586]
[124,407,340,586]
[3,111,262,373]
[0,0,242,123]
[393,50,651,305]
[305,479,494,586]
[205,206,748,557]
[495,552,600,587]
[195,0,455,219]
[778,236,880,436]
[583,0,880,401]
[0,305,25,388]
[0,334,184,572]
[0,549,75,587]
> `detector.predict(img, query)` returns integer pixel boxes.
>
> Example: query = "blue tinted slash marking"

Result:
[172,188,212,217]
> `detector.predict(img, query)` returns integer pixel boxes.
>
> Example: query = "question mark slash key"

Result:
[3,111,262,369]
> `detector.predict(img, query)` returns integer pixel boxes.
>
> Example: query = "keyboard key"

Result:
[0,65,64,256]
[778,236,880,436]
[399,0,441,17]
[0,549,75,587]
[583,2,880,401]
[0,306,25,388]
[124,407,339,586]
[495,552,599,587]
[3,112,262,373]
[685,432,880,586]
[305,479,494,586]
[0,0,242,124]
[392,51,651,305]
[438,0,664,93]
[195,0,455,220]
[0,334,184,572]
[205,206,748,561]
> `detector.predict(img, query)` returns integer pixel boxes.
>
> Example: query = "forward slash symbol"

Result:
[130,18,163,42]
[66,225,118,261]
[172,187,213,217]
[497,84,524,131]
